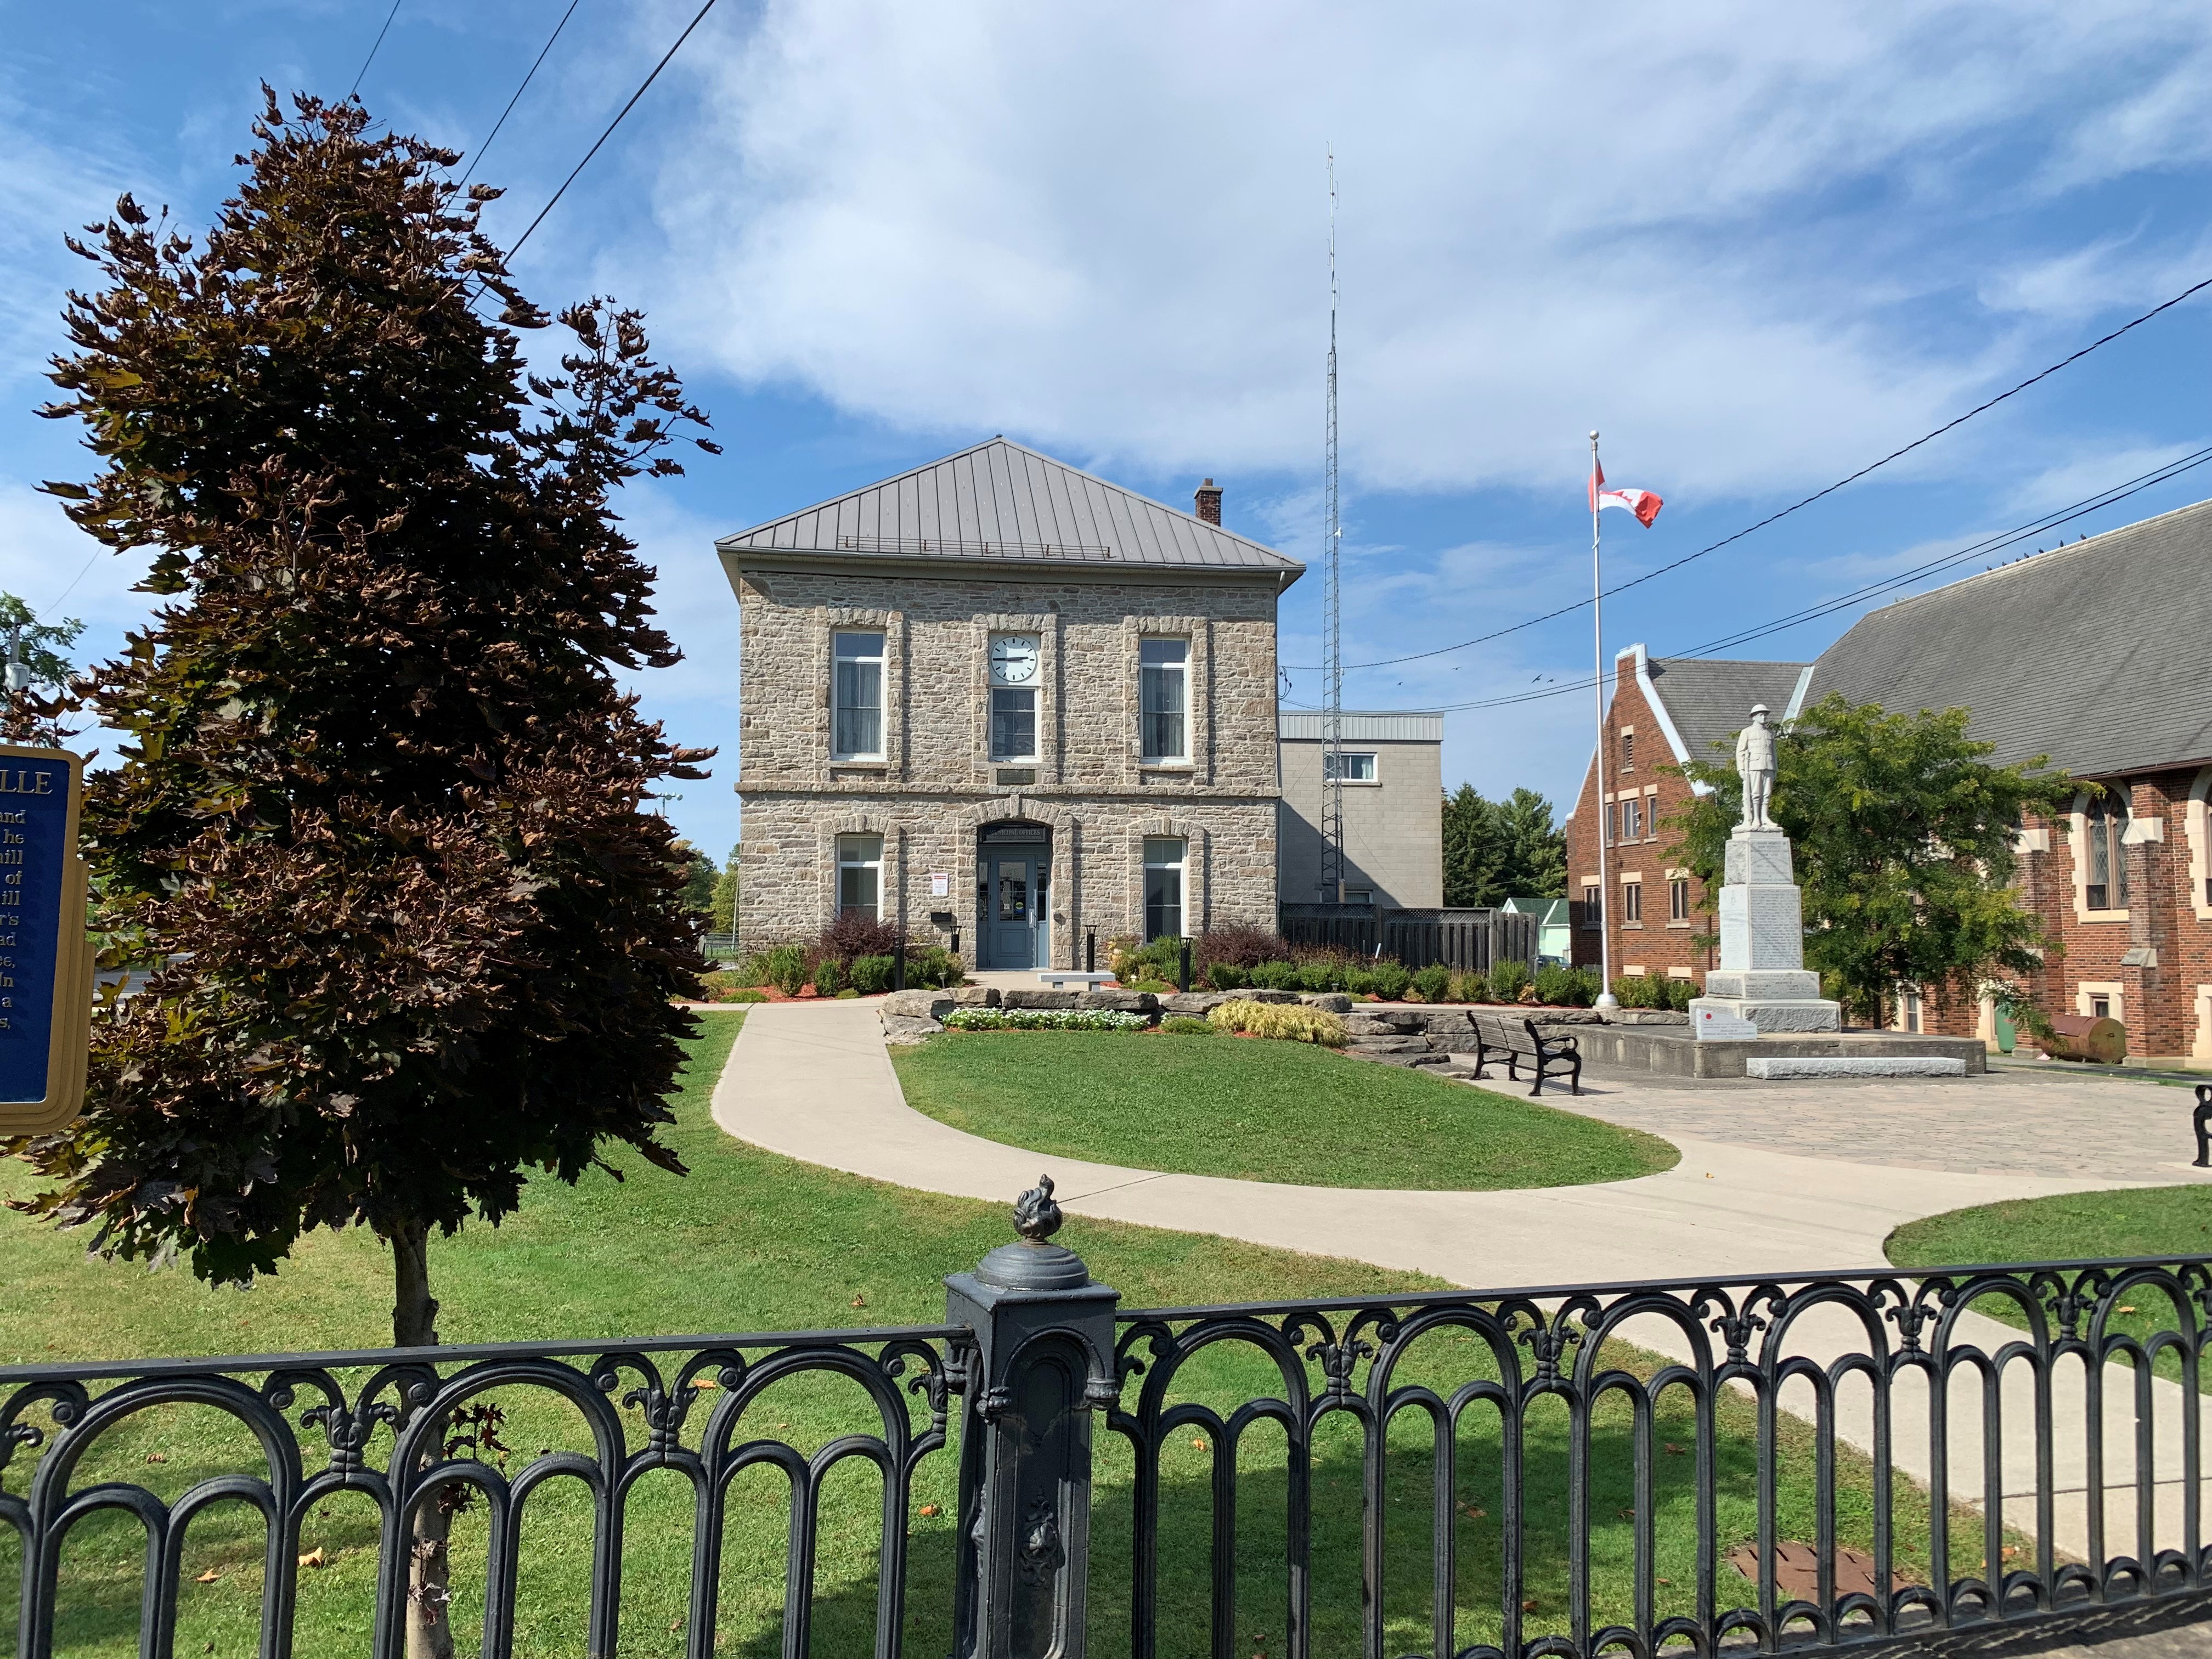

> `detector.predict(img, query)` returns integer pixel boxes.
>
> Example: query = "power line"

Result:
[350,0,404,98]
[502,0,719,264]
[1394,442,2212,715]
[460,0,583,192]
[1283,267,2212,675]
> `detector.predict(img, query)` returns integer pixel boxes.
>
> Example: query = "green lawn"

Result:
[1887,1186,2212,1382]
[892,1030,1677,1189]
[3,1014,1987,1657]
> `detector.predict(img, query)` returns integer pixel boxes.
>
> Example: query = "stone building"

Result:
[1565,497,2212,1063]
[1277,710,1444,907]
[717,438,1302,969]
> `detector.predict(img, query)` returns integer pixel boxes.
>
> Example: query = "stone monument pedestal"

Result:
[1690,825,1841,1039]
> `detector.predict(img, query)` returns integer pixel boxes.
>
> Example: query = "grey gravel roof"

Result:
[717,437,1301,574]
[1646,657,1813,769]
[1807,496,2212,778]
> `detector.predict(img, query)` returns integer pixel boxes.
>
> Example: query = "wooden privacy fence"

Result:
[1277,905,1538,973]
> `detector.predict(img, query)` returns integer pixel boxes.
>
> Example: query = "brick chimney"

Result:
[1194,478,1222,524]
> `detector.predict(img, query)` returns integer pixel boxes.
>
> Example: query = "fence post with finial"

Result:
[944,1173,1121,1658]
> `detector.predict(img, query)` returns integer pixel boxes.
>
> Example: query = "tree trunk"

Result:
[391,1220,455,1659]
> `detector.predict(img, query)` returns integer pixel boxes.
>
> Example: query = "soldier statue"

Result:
[1735,704,1778,831]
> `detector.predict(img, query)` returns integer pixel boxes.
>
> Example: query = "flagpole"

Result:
[1590,429,1617,1011]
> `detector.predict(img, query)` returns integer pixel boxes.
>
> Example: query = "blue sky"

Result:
[5,2,2211,867]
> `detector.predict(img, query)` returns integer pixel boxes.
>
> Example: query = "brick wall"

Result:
[1563,654,1710,986]
[731,561,1284,963]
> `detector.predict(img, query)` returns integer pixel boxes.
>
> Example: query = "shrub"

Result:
[1297,958,1343,994]
[906,948,965,990]
[1449,969,1489,1004]
[1344,965,1376,996]
[849,954,895,995]
[1532,963,1593,1007]
[820,910,902,964]
[1195,922,1288,970]
[1204,962,1250,992]
[1370,962,1412,1001]
[718,986,769,1003]
[1489,959,1532,1003]
[698,972,769,1004]
[1127,978,1177,995]
[1206,999,1346,1046]
[836,987,860,998]
[1103,934,1141,979]
[1250,960,1299,991]
[1411,964,1452,1003]
[943,1008,1148,1032]
[1666,974,1697,1012]
[811,955,846,996]
[759,943,809,997]
[1160,1015,1216,1035]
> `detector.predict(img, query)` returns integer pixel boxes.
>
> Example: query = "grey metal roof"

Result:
[1279,711,1443,743]
[1807,496,2212,778]
[717,437,1302,574]
[1645,657,1813,768]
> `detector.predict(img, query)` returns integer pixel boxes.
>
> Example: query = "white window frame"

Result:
[1142,836,1187,941]
[1139,637,1190,764]
[831,630,885,761]
[836,834,883,921]
[989,687,1038,762]
[1322,751,1379,783]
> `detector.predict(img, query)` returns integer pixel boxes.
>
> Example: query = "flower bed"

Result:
[943,1008,1149,1033]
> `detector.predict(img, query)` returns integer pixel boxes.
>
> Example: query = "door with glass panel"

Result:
[979,851,1046,969]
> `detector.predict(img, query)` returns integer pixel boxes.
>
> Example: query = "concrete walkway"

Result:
[712,1000,2212,1571]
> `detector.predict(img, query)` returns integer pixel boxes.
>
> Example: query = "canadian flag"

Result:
[1588,461,1663,527]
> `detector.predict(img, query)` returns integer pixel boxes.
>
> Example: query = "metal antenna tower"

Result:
[1319,146,1346,901]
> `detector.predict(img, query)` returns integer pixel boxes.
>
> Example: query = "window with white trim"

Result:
[1139,639,1189,762]
[837,834,883,921]
[2085,794,2129,911]
[1143,837,1186,941]
[831,631,884,759]
[1622,880,1643,923]
[1323,751,1378,782]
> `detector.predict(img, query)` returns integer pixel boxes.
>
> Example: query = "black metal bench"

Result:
[1469,1014,1582,1097]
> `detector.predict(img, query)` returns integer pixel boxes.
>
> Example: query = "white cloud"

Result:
[634,0,2212,503]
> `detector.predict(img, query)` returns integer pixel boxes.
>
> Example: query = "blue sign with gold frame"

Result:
[0,744,89,1135]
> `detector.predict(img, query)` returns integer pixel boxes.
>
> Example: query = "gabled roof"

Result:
[1807,496,2212,777]
[1645,656,1813,770]
[716,437,1302,576]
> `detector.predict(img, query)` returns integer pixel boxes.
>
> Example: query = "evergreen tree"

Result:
[675,838,719,916]
[1495,787,1567,899]
[1442,783,1501,906]
[14,93,719,1652]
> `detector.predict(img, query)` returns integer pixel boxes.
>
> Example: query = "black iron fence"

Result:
[1278,906,1539,975]
[7,1183,2211,1657]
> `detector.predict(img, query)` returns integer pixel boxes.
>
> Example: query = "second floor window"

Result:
[1140,638,1189,761]
[989,633,1040,761]
[832,630,884,759]
[1581,883,1600,927]
[1622,880,1643,923]
[1669,876,1690,921]
[1323,751,1377,782]
[2085,794,2129,910]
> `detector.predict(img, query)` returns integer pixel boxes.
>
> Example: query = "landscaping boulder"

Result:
[1002,988,1080,1009]
[951,985,1001,1007]
[881,1015,944,1046]
[882,990,956,1023]
[1161,991,1232,1016]
[1533,1008,1602,1025]
[1342,1014,1401,1037]
[1301,992,1353,1014]
[1243,989,1301,1005]
[1079,989,1158,1014]
[1602,1008,1690,1025]
[1345,1035,1431,1055]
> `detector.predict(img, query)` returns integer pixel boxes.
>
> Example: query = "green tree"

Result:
[675,838,719,916]
[0,591,86,744]
[709,840,740,934]
[1442,783,1565,906]
[12,93,716,1653]
[1666,693,2070,1024]
[1442,783,1500,906]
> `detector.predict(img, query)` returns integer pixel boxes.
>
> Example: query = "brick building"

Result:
[1566,498,2212,1063]
[718,438,1301,970]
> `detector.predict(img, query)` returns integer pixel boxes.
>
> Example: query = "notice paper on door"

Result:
[929,872,950,896]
